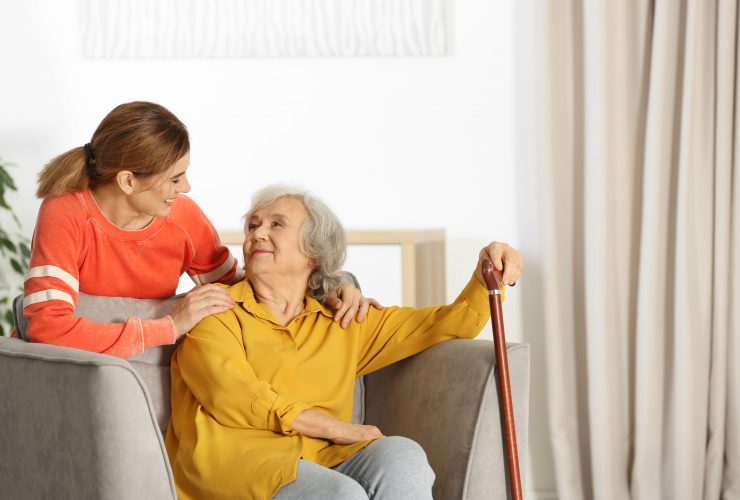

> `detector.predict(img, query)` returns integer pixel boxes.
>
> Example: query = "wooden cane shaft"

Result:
[481,260,522,500]
[489,292,523,500]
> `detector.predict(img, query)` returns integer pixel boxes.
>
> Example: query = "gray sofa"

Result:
[0,294,529,499]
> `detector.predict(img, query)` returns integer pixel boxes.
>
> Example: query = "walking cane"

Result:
[482,259,523,500]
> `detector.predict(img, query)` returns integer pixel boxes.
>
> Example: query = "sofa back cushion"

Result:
[14,293,365,434]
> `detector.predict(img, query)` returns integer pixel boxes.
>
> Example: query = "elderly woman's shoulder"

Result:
[190,304,244,340]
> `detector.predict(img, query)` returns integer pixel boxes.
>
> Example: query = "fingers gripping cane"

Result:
[482,260,523,500]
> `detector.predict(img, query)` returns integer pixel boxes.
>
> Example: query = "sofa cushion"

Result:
[13,293,365,434]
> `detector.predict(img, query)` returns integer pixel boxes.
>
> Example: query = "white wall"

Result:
[0,0,556,497]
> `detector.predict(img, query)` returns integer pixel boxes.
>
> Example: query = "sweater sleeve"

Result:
[356,273,491,376]
[175,313,311,434]
[23,198,175,358]
[175,196,244,286]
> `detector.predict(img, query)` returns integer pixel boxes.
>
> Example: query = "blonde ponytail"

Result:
[36,147,88,199]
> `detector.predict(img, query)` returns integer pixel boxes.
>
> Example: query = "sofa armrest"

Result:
[0,337,176,500]
[364,339,530,500]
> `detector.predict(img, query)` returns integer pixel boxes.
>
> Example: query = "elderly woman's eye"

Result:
[272,221,282,228]
[247,223,258,231]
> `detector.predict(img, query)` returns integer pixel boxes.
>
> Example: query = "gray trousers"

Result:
[273,436,435,499]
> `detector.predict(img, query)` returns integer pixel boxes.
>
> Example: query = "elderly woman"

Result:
[165,185,523,500]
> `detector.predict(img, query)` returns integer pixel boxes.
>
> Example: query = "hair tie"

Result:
[83,143,99,178]
[83,143,96,161]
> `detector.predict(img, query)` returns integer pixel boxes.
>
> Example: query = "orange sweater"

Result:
[22,190,243,358]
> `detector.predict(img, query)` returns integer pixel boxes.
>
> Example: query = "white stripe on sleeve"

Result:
[192,254,237,285]
[225,266,245,284]
[23,289,75,309]
[25,266,80,292]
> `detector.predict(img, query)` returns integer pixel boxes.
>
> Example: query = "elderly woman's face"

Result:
[243,197,313,281]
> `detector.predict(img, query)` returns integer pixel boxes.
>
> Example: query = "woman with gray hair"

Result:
[250,185,351,304]
[165,185,524,500]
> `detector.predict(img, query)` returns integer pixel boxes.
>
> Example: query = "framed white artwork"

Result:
[81,0,446,58]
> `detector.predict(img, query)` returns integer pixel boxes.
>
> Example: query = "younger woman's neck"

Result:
[90,184,154,230]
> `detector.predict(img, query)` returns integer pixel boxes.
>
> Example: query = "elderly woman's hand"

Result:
[331,422,385,445]
[474,241,524,287]
[326,284,383,328]
[292,409,385,444]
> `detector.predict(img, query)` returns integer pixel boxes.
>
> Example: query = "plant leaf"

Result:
[0,160,29,295]
[10,258,24,275]
[0,234,17,253]
[0,166,17,191]
[19,241,31,259]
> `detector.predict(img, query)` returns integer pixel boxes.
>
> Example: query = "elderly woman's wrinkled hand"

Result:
[474,241,523,287]
[330,422,385,446]
[292,408,385,445]
[326,284,383,328]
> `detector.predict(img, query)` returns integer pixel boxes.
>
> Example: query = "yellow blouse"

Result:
[165,274,491,500]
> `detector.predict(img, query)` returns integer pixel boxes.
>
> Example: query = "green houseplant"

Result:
[0,158,30,336]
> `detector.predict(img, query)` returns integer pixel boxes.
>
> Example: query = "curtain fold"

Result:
[705,3,736,499]
[540,1,739,498]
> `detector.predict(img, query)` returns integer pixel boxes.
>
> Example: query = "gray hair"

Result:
[243,185,347,302]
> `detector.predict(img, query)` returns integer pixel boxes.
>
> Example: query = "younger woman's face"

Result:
[129,152,191,218]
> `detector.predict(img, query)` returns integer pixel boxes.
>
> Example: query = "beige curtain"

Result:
[540,1,740,499]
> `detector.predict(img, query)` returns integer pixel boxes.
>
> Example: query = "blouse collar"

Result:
[228,279,334,326]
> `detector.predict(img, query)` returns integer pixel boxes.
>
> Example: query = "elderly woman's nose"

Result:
[252,224,269,240]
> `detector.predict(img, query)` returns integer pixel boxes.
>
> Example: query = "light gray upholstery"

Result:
[365,339,530,499]
[2,295,530,499]
[0,336,177,500]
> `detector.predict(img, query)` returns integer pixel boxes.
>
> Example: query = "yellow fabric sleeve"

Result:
[175,313,311,434]
[356,273,490,376]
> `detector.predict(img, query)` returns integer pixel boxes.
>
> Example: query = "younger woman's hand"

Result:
[168,284,235,338]
[326,284,382,328]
